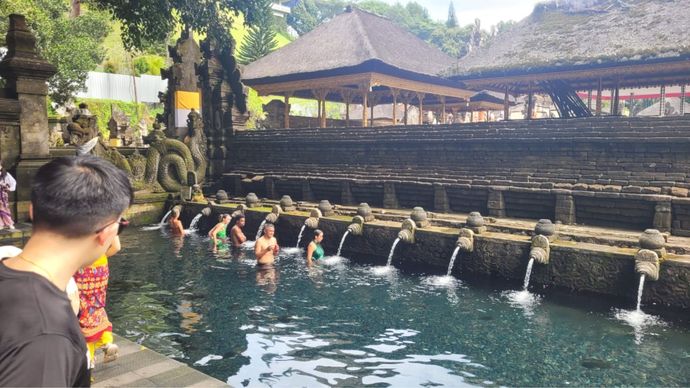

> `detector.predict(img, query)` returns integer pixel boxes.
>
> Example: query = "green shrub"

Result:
[133,55,167,76]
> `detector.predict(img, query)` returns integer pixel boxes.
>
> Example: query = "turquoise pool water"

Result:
[108,229,690,386]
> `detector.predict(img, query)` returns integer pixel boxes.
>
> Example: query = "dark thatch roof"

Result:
[447,0,690,79]
[242,7,456,86]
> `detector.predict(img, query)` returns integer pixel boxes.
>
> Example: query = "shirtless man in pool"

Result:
[254,223,279,267]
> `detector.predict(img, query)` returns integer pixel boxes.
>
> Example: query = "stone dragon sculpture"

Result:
[144,110,208,192]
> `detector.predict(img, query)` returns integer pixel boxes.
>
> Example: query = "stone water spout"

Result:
[529,219,557,265]
[456,228,475,252]
[398,219,417,244]
[347,215,365,236]
[245,192,260,208]
[264,205,282,224]
[634,229,666,281]
[304,208,322,229]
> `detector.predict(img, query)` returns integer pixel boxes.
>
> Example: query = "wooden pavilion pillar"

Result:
[370,102,374,126]
[362,91,368,127]
[595,78,603,116]
[503,87,510,121]
[526,83,534,120]
[390,88,399,125]
[660,85,666,116]
[283,92,292,128]
[587,90,593,112]
[451,107,458,124]
[417,93,425,125]
[439,96,446,124]
[321,96,327,127]
[401,91,411,125]
[629,93,635,117]
[681,85,686,115]
[612,81,620,116]
[340,90,353,127]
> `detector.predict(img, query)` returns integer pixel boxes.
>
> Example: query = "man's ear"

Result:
[95,224,115,247]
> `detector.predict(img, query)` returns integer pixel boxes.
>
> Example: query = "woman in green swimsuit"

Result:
[306,229,324,267]
[208,213,231,251]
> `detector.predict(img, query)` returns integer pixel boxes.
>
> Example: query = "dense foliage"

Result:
[88,0,266,52]
[237,0,278,65]
[0,0,111,105]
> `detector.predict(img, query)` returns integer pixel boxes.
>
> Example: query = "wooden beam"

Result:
[390,88,399,125]
[681,84,686,115]
[283,94,291,128]
[250,71,474,101]
[587,90,592,112]
[612,82,620,116]
[440,96,446,124]
[417,93,425,125]
[362,91,368,127]
[503,87,510,121]
[526,83,534,120]
[595,78,602,116]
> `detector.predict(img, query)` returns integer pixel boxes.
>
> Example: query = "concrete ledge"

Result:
[93,335,226,387]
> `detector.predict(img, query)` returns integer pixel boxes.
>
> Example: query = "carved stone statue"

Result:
[64,103,98,146]
[144,110,208,192]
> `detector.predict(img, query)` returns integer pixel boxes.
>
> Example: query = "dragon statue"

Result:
[144,110,208,192]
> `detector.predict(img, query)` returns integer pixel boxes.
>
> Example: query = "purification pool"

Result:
[108,228,690,387]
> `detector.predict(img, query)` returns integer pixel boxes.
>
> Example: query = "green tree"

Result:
[88,0,266,51]
[287,0,345,36]
[237,1,277,64]
[0,0,111,106]
[446,1,458,28]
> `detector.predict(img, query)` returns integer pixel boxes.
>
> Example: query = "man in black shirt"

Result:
[0,156,133,386]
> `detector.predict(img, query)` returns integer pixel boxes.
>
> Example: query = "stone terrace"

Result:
[223,116,690,234]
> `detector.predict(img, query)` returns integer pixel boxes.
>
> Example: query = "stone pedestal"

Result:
[555,192,576,224]
[0,14,57,221]
[383,182,399,209]
[14,156,52,221]
[433,184,450,213]
[487,187,506,218]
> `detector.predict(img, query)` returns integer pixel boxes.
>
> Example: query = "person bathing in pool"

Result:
[255,223,279,268]
[306,229,324,267]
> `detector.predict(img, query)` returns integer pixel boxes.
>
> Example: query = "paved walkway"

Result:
[93,335,226,387]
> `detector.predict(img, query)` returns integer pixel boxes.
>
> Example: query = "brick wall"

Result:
[224,116,690,234]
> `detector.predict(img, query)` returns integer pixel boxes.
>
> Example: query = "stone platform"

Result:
[93,335,226,387]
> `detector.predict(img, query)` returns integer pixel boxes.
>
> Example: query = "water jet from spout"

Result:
[446,246,461,276]
[337,231,350,257]
[255,220,267,241]
[295,224,306,247]
[386,238,401,267]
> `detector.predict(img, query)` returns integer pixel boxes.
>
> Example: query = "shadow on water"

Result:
[107,229,690,387]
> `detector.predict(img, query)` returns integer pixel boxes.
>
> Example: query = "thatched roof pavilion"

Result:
[242,6,474,127]
[447,0,690,118]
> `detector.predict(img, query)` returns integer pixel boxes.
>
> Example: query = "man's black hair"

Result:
[31,156,134,238]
